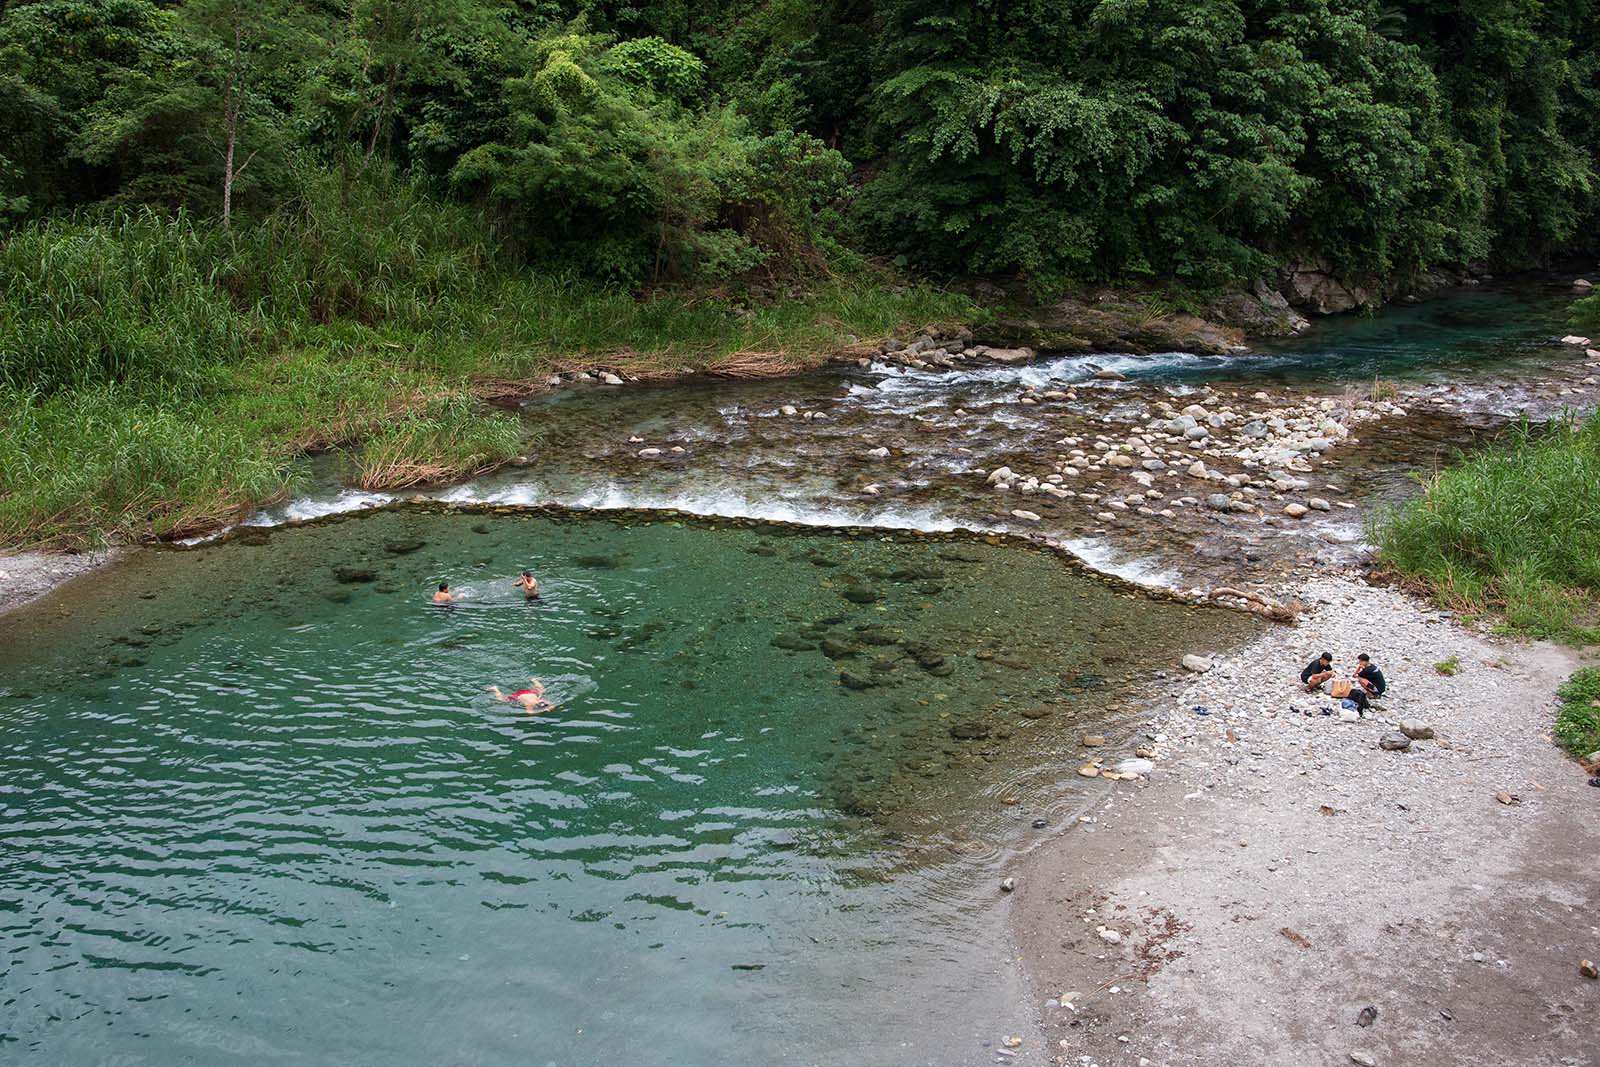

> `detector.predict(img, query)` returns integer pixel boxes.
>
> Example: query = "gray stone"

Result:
[1283,503,1309,519]
[1400,720,1434,740]
[1308,496,1332,511]
[1206,494,1232,511]
[1182,654,1213,673]
[1379,734,1412,752]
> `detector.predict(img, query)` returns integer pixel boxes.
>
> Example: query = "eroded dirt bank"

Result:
[1007,574,1598,1067]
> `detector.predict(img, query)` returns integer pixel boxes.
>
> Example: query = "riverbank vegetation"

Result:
[3,0,1599,545]
[1375,416,1600,645]
[1554,668,1600,759]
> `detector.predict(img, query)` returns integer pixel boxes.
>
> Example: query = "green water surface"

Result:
[0,508,1253,1064]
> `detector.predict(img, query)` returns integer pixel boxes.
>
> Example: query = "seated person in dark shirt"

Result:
[1355,653,1387,698]
[1300,652,1334,691]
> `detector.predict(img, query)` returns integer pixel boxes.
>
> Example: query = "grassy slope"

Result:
[0,175,975,547]
[1374,415,1600,644]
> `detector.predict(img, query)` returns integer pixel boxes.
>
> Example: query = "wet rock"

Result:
[1182,654,1213,673]
[638,447,662,458]
[986,347,1034,364]
[1241,420,1269,438]
[1188,460,1208,478]
[1184,425,1210,441]
[1115,758,1154,776]
[601,372,624,385]
[839,670,878,691]
[820,638,858,659]
[1379,734,1412,752]
[333,566,378,583]
[841,586,882,605]
[1106,454,1137,469]
[1206,493,1232,511]
[864,446,890,458]
[1400,720,1434,740]
[1284,503,1309,518]
[1010,509,1041,523]
[856,627,900,646]
[1082,734,1107,746]
[383,539,427,555]
[770,633,818,651]
[949,720,991,740]
[1019,706,1052,719]
[1092,369,1128,381]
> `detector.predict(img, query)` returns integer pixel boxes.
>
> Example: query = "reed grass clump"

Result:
[1374,415,1600,643]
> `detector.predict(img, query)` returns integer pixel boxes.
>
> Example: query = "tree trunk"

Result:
[221,20,244,227]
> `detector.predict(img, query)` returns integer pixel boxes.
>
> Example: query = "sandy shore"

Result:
[0,547,126,619]
[1008,573,1598,1067]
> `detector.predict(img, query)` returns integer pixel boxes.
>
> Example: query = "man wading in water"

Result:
[513,571,540,601]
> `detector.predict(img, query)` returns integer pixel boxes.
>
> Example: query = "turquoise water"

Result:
[0,508,1251,1063]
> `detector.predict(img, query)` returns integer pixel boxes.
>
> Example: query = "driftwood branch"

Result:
[1207,586,1305,622]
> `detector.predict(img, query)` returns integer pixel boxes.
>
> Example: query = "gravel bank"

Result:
[1009,573,1599,1067]
[0,547,125,619]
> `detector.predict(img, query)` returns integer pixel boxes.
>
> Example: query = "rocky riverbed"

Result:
[1004,573,1599,1067]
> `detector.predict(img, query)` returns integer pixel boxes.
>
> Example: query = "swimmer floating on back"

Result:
[488,677,551,713]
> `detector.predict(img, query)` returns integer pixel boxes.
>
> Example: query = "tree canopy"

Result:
[1,0,1596,288]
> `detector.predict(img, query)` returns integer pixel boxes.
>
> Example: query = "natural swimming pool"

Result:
[0,506,1257,1063]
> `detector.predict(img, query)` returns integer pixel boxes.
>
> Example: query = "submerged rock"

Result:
[383,539,427,555]
[839,670,878,690]
[333,566,377,583]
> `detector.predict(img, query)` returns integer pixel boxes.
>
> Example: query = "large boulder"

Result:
[1279,257,1374,315]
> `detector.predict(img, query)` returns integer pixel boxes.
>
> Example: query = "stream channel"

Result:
[0,280,1586,1064]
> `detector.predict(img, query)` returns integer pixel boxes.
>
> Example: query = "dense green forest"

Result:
[5,0,1598,287]
[2,0,1599,545]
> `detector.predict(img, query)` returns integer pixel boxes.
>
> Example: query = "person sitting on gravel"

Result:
[1354,654,1387,698]
[1300,652,1335,691]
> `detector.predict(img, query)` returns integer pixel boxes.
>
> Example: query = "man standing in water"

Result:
[431,582,457,604]
[513,571,540,600]
[489,677,551,712]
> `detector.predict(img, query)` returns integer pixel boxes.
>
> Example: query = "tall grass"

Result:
[0,165,975,546]
[1374,415,1600,643]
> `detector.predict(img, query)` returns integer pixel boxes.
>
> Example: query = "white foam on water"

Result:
[441,479,972,533]
[1055,536,1183,590]
[176,488,398,544]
